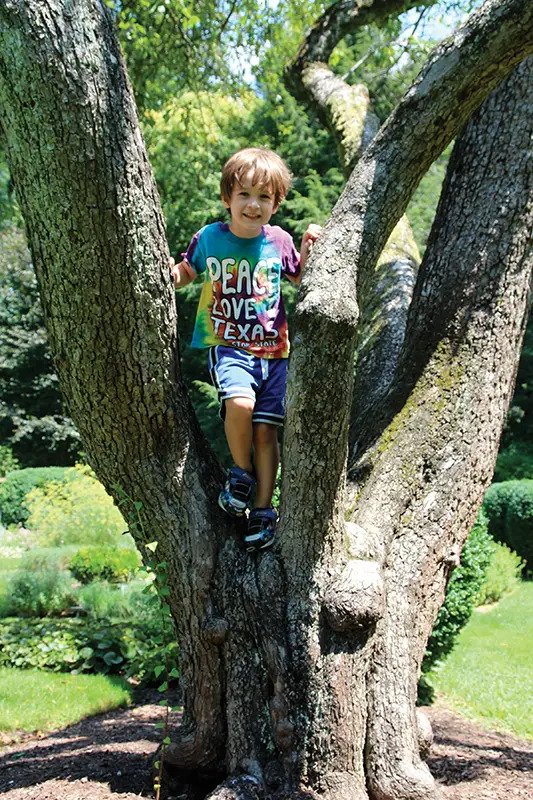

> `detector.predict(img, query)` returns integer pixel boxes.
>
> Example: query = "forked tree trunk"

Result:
[0,2,532,800]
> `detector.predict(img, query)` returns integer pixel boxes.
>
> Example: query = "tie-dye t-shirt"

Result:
[184,222,300,359]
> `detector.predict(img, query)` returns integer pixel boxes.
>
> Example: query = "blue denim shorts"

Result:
[208,346,288,426]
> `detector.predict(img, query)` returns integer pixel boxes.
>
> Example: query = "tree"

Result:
[0,1,532,798]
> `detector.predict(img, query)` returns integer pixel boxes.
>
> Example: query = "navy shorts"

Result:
[207,346,288,426]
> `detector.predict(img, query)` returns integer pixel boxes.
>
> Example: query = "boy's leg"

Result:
[253,422,279,508]
[224,397,255,474]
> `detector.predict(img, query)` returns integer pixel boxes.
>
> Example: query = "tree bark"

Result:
[0,2,532,800]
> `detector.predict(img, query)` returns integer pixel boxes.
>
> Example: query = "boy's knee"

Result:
[253,421,278,446]
[225,396,255,417]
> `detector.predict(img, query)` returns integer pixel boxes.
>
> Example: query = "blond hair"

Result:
[220,148,292,207]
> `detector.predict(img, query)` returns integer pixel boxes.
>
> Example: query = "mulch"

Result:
[0,692,531,800]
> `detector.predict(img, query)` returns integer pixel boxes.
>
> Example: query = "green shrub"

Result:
[0,466,70,526]
[494,442,533,482]
[476,541,524,606]
[78,579,155,620]
[26,463,129,546]
[69,547,140,584]
[422,511,493,674]
[7,569,76,617]
[483,479,533,569]
[0,445,19,478]
[0,616,179,685]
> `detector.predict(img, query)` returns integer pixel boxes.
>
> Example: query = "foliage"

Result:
[144,90,260,255]
[107,0,269,111]
[425,581,533,740]
[77,578,155,620]
[0,444,19,477]
[476,541,523,606]
[483,480,533,570]
[26,463,130,547]
[0,224,80,466]
[7,568,76,617]
[69,546,140,584]
[0,466,70,526]
[494,440,533,482]
[0,667,132,737]
[0,616,179,685]
[422,511,493,673]
[497,312,533,476]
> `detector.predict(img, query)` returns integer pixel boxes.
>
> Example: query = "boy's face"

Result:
[222,170,279,239]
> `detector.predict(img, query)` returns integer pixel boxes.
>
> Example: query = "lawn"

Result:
[0,668,133,739]
[427,580,533,739]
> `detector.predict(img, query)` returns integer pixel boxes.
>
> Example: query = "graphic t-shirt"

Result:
[184,222,300,359]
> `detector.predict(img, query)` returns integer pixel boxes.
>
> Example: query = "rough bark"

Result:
[0,0,227,771]
[349,57,533,798]
[1,2,532,800]
[284,55,421,447]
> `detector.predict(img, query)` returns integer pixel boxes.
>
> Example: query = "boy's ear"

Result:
[221,192,230,209]
[272,202,280,215]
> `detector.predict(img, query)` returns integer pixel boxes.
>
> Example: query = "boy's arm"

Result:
[287,224,322,284]
[170,256,197,288]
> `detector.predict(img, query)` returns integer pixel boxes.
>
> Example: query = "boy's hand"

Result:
[170,256,196,288]
[300,224,322,268]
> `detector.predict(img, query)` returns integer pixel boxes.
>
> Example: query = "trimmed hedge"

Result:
[0,616,179,685]
[69,547,140,584]
[483,480,533,569]
[0,466,70,526]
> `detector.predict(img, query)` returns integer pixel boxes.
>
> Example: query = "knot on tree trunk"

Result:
[416,708,434,761]
[323,558,384,632]
[203,615,229,644]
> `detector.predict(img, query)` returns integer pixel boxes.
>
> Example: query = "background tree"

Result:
[0,2,532,800]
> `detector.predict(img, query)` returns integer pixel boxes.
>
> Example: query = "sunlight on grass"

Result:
[428,581,533,739]
[0,668,133,736]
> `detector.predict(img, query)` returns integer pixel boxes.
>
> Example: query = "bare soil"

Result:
[0,692,531,800]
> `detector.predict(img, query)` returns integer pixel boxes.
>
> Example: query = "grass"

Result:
[427,581,533,740]
[0,668,133,738]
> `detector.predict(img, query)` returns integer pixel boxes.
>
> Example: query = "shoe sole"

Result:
[218,493,245,517]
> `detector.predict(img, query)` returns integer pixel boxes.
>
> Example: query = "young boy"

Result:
[171,147,320,551]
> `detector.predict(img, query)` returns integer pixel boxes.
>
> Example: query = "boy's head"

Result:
[220,148,292,209]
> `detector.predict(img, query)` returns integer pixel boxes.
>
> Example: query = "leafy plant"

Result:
[7,568,76,617]
[26,463,130,547]
[0,445,19,477]
[69,546,140,584]
[78,578,156,620]
[422,511,493,673]
[0,466,71,526]
[476,541,523,606]
[0,616,179,685]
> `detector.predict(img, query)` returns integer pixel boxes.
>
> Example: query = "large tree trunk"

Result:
[0,2,532,800]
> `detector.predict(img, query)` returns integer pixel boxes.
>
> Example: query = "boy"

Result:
[171,147,320,551]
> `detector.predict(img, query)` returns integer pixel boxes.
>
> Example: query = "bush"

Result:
[422,511,493,674]
[0,466,70,526]
[26,463,130,547]
[476,541,524,606]
[0,445,19,478]
[494,442,533,482]
[0,616,179,685]
[7,569,76,617]
[483,479,533,570]
[69,547,140,584]
[77,579,154,620]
